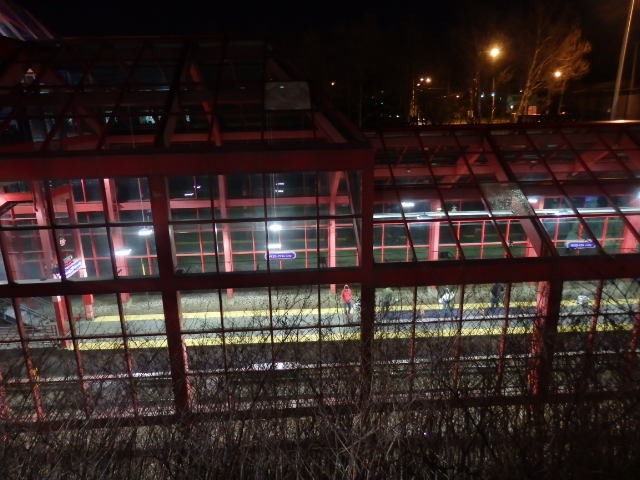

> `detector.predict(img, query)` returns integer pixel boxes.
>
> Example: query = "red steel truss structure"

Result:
[1,34,640,430]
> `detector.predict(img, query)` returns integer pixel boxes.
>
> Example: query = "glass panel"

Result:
[168,174,215,220]
[49,178,106,225]
[480,182,535,217]
[76,226,114,279]
[264,219,321,271]
[456,220,508,260]
[0,182,41,228]
[110,226,157,277]
[0,251,6,283]
[265,171,318,218]
[1,297,59,346]
[173,222,219,274]
[436,223,462,260]
[0,229,59,282]
[407,221,431,261]
[335,220,359,267]
[373,223,412,263]
[225,221,265,272]
[582,216,620,254]
[540,217,599,257]
[109,177,150,223]
[494,220,530,257]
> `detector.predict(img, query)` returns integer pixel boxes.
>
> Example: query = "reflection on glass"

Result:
[0,229,58,282]
[110,226,157,277]
[173,223,218,274]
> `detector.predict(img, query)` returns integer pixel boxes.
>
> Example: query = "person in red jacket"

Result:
[341,284,353,319]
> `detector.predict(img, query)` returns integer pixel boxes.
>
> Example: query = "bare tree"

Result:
[516,7,591,116]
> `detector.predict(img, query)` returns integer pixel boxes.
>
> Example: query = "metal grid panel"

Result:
[1,35,640,429]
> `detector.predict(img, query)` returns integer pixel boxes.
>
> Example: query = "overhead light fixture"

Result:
[268,243,282,250]
[115,248,132,256]
[269,223,282,232]
[137,227,154,236]
[401,201,415,208]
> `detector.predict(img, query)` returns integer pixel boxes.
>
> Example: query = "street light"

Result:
[488,46,501,122]
[553,70,566,115]
[410,76,433,125]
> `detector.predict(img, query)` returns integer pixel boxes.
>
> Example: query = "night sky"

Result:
[14,0,639,85]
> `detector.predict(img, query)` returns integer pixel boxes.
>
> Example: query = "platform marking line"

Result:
[66,322,634,350]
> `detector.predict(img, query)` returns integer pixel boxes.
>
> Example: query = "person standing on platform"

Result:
[341,284,353,319]
[381,287,394,318]
[489,283,504,314]
[439,288,455,316]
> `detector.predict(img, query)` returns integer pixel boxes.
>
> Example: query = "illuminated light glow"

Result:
[137,227,154,236]
[274,189,284,193]
[115,248,132,256]
[401,201,415,208]
[267,243,282,250]
[269,223,282,232]
[184,191,194,197]
[373,206,640,221]
[528,197,538,204]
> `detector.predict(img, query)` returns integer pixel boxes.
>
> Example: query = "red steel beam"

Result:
[148,175,192,414]
[528,280,563,398]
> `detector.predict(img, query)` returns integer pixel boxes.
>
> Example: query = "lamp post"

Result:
[611,0,636,120]
[553,70,566,116]
[489,46,501,122]
[410,76,432,125]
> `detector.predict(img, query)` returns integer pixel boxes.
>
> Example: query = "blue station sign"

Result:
[266,251,296,260]
[566,240,596,250]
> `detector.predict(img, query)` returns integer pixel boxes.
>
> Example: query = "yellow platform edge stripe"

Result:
[93,299,633,322]
[66,322,634,351]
